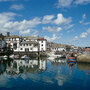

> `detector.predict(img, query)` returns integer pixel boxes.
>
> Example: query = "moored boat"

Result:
[67,57,77,62]
[3,55,8,60]
[21,55,30,60]
[10,54,14,59]
[48,51,62,58]
[67,52,77,62]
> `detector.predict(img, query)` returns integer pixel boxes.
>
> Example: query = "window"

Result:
[42,44,43,46]
[41,41,43,43]
[14,48,17,50]
[41,48,43,51]
[25,48,29,52]
[13,43,17,49]
[21,48,23,50]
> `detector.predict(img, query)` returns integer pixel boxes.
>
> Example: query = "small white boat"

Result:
[21,55,30,60]
[10,54,14,59]
[14,55,19,59]
[48,52,62,58]
[3,55,8,60]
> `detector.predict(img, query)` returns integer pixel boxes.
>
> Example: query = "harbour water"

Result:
[0,58,90,90]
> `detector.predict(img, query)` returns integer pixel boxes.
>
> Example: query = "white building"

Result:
[50,44,66,52]
[5,35,21,51]
[5,32,47,52]
[19,41,38,52]
[38,38,47,51]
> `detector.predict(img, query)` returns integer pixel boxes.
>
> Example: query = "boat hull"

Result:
[67,57,77,62]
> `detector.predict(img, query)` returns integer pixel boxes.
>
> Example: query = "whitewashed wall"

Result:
[38,40,47,51]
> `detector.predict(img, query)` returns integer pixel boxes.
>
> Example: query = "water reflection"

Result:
[0,57,90,89]
[77,63,90,71]
[0,59,47,75]
[48,57,66,66]
[67,62,76,67]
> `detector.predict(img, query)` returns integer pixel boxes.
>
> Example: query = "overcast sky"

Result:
[0,0,90,47]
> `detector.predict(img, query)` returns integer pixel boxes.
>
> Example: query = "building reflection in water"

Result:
[48,57,66,66]
[77,63,90,71]
[47,57,76,86]
[77,63,90,75]
[0,58,47,75]
[67,62,76,67]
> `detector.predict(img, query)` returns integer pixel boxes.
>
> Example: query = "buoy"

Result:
[86,70,88,75]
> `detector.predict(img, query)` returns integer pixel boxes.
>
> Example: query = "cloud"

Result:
[10,4,24,10]
[82,14,86,19]
[64,24,74,30]
[80,32,88,38]
[80,28,90,38]
[80,13,86,24]
[0,12,16,23]
[56,0,90,8]
[56,0,73,8]
[74,36,78,40]
[42,15,55,24]
[0,12,72,38]
[44,34,61,42]
[69,36,79,43]
[19,29,30,35]
[42,26,62,32]
[42,13,72,25]
[84,22,90,25]
[87,28,90,33]
[0,12,41,35]
[80,13,90,25]
[54,13,72,25]
[74,0,90,5]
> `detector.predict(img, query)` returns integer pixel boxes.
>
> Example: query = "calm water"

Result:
[0,57,90,90]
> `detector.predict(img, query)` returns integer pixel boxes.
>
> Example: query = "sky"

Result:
[0,0,90,47]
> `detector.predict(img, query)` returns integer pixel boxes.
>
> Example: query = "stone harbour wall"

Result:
[77,54,90,63]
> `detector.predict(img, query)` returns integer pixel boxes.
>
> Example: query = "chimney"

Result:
[7,32,10,37]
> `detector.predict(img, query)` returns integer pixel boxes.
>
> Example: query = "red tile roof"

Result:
[38,38,46,41]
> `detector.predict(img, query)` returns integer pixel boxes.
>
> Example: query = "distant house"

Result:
[50,43,66,52]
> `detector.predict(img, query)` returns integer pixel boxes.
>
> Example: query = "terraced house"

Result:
[5,32,47,53]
